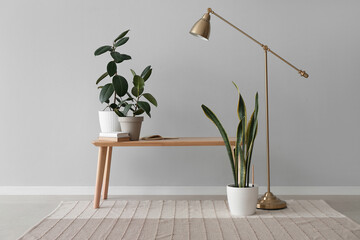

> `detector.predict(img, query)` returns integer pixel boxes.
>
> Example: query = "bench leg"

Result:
[102,146,113,200]
[94,146,107,208]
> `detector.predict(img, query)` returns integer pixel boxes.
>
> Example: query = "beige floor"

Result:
[1,195,359,240]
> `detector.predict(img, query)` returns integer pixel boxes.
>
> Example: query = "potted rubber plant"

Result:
[116,66,158,140]
[201,82,259,216]
[94,29,132,133]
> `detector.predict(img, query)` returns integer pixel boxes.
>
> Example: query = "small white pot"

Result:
[118,116,144,141]
[227,184,258,216]
[98,111,121,133]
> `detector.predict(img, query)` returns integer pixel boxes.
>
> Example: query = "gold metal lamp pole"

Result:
[190,8,308,210]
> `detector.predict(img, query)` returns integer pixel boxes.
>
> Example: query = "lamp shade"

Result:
[189,13,211,40]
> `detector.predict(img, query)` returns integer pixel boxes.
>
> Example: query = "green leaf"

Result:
[107,61,117,77]
[114,29,130,42]
[114,108,125,117]
[110,52,123,63]
[96,72,108,85]
[138,101,151,117]
[99,83,114,103]
[131,86,144,97]
[130,69,136,76]
[133,109,144,116]
[109,103,117,109]
[142,93,157,106]
[140,65,151,78]
[98,86,103,89]
[132,75,145,97]
[122,103,132,116]
[119,54,131,61]
[114,37,129,47]
[94,45,112,56]
[201,104,237,186]
[112,75,128,97]
[143,69,152,81]
[233,82,247,124]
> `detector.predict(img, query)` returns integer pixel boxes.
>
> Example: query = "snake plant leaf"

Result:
[130,69,136,76]
[233,82,247,124]
[112,75,128,97]
[138,101,151,117]
[99,83,114,103]
[133,109,144,116]
[236,118,246,187]
[94,45,112,56]
[201,104,236,185]
[114,37,129,47]
[107,61,117,77]
[142,93,157,107]
[114,30,130,43]
[245,123,258,187]
[235,118,245,187]
[114,108,125,117]
[96,72,108,85]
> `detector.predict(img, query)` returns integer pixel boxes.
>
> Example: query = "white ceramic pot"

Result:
[227,184,258,216]
[98,111,121,133]
[118,116,144,141]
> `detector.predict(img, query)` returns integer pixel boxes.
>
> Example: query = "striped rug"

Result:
[19,200,360,240]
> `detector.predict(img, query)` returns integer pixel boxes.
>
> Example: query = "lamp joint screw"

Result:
[207,8,213,13]
[263,45,269,51]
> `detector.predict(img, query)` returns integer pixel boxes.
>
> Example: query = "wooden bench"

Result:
[92,137,235,208]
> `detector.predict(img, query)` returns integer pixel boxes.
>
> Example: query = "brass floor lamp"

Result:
[190,8,309,210]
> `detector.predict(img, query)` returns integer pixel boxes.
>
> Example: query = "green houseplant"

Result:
[94,30,157,139]
[201,82,259,216]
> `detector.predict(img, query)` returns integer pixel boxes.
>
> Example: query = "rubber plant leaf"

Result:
[114,30,130,42]
[99,83,114,103]
[94,45,112,56]
[142,93,157,107]
[114,37,129,47]
[110,52,124,63]
[107,61,117,77]
[137,101,151,118]
[112,75,128,97]
[96,72,108,85]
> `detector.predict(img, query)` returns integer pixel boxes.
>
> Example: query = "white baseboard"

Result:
[0,186,359,195]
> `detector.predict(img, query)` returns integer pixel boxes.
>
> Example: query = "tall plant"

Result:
[95,30,132,112]
[201,82,259,187]
[94,30,157,117]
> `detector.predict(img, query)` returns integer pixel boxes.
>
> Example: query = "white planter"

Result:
[227,184,258,216]
[118,116,144,141]
[98,111,121,133]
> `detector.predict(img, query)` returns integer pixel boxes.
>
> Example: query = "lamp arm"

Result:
[209,8,309,78]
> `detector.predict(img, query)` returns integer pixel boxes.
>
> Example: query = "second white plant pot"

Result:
[98,111,121,133]
[227,184,258,217]
[118,116,144,141]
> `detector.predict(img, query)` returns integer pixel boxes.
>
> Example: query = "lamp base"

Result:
[257,192,287,210]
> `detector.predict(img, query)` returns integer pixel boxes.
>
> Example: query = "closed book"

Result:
[98,136,130,142]
[99,132,129,138]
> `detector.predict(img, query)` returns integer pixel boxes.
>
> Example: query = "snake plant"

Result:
[201,82,259,187]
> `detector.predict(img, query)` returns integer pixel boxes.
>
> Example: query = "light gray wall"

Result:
[0,0,359,187]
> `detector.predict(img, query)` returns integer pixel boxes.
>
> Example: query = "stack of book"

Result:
[98,132,130,142]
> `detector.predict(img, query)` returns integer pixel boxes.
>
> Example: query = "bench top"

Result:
[93,137,236,147]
